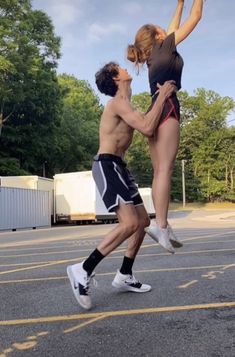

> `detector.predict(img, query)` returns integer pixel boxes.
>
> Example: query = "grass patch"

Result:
[169,201,235,211]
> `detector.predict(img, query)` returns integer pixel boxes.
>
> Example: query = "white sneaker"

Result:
[145,223,175,254]
[112,270,151,293]
[167,224,183,248]
[67,262,95,310]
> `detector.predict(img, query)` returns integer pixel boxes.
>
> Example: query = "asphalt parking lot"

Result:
[0,210,235,357]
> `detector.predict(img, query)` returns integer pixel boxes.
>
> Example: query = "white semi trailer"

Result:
[54,171,116,223]
[138,187,155,217]
[54,171,155,223]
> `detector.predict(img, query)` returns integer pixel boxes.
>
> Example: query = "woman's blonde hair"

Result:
[127,24,157,70]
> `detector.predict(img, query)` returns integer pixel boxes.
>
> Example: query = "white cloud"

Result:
[34,0,84,30]
[88,23,127,43]
[121,2,143,14]
[51,3,80,27]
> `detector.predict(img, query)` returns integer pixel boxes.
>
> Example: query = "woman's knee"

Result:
[153,162,175,177]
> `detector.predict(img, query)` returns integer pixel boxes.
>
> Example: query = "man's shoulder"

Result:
[110,96,133,115]
[101,99,120,122]
[104,98,116,115]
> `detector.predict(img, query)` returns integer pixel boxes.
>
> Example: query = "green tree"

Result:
[126,92,152,186]
[0,0,61,176]
[53,75,102,173]
[178,89,235,201]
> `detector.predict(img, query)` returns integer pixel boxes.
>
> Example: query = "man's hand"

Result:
[178,0,184,3]
[156,80,177,100]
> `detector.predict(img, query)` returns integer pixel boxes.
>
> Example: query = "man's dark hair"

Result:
[95,62,119,97]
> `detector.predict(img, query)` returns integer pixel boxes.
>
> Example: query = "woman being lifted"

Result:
[127,0,204,253]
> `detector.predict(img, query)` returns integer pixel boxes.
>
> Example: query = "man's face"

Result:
[117,67,132,81]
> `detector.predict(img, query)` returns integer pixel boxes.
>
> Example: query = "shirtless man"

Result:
[67,62,176,310]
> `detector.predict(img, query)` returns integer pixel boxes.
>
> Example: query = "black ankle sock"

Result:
[83,249,104,275]
[120,256,135,275]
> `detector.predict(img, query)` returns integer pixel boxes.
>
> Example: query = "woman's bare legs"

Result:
[149,118,180,228]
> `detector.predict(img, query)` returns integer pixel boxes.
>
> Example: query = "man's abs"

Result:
[98,131,133,157]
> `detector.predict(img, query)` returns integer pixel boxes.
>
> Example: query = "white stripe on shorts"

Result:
[99,161,107,198]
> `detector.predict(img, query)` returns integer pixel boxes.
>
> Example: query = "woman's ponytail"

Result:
[127,24,157,70]
[127,44,139,63]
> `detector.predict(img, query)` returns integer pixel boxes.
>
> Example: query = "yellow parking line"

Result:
[223,263,235,270]
[0,244,76,253]
[0,264,231,285]
[1,247,235,276]
[1,237,234,259]
[178,280,198,289]
[184,239,235,245]
[0,248,97,259]
[0,229,234,250]
[1,236,234,261]
[0,234,234,257]
[0,258,84,276]
[64,315,107,333]
[181,231,235,243]
[0,229,109,249]
[111,247,235,258]
[0,276,66,284]
[1,263,234,285]
[0,301,235,326]
[0,262,52,267]
[0,236,234,262]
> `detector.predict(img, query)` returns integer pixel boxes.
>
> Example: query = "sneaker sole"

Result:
[146,231,175,254]
[66,266,91,310]
[170,239,183,248]
[112,281,151,293]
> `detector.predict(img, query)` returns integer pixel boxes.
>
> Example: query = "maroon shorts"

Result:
[146,93,180,127]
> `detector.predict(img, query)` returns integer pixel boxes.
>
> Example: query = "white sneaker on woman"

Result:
[167,224,183,248]
[145,223,175,254]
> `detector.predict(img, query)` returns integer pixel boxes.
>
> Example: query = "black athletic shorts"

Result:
[92,154,143,212]
[146,93,180,127]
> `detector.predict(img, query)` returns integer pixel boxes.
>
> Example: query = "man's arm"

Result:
[112,81,176,137]
[167,0,184,35]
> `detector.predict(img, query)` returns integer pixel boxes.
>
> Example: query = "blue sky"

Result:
[33,0,235,123]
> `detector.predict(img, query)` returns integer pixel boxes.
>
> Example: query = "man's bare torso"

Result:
[98,98,134,158]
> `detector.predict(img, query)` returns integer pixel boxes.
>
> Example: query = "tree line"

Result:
[0,0,234,202]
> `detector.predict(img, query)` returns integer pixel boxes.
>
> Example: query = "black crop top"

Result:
[147,32,184,95]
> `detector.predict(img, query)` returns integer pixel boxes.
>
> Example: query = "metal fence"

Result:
[0,187,50,231]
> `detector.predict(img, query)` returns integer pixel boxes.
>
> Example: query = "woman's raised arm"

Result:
[167,0,184,35]
[175,0,204,45]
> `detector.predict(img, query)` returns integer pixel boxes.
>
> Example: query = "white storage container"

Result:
[0,187,50,231]
[0,176,54,215]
